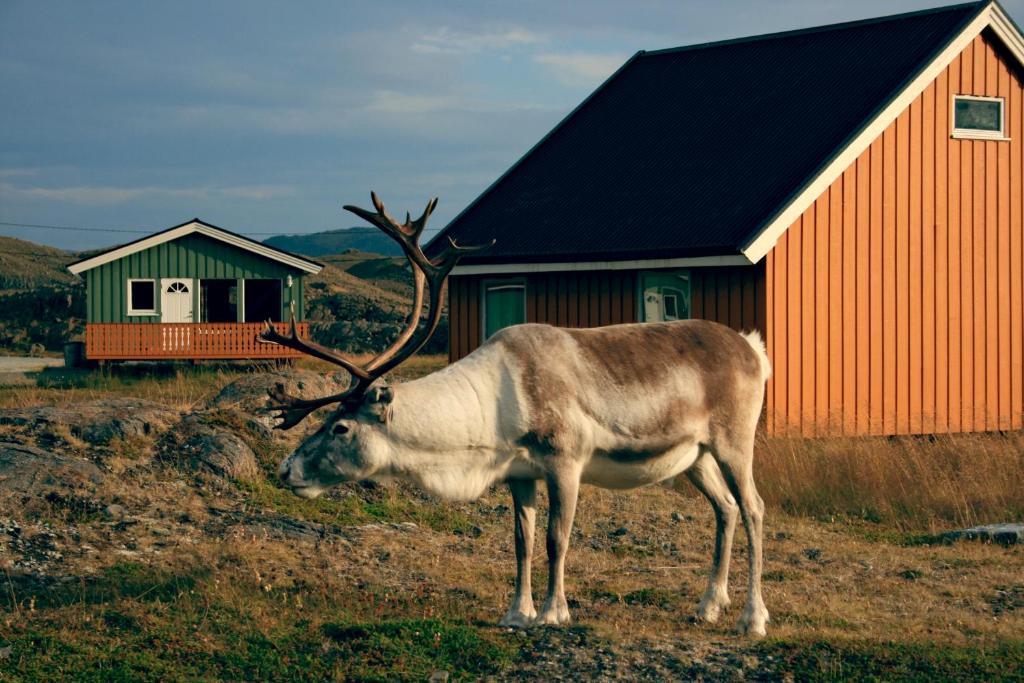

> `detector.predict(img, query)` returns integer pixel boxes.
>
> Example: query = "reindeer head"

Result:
[276,385,395,498]
[262,192,491,497]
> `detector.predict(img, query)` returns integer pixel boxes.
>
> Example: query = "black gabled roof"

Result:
[429,2,989,264]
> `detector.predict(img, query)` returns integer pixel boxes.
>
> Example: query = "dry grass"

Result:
[0,354,448,412]
[756,432,1024,533]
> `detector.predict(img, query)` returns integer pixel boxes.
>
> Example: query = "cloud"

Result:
[534,51,628,87]
[364,90,454,115]
[0,182,294,205]
[411,26,545,55]
[0,168,38,178]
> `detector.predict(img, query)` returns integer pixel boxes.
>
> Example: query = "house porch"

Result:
[84,321,310,360]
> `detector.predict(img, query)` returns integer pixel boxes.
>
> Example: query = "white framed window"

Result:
[952,95,1007,140]
[127,278,157,315]
[482,280,526,340]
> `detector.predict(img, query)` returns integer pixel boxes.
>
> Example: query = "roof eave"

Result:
[451,253,753,276]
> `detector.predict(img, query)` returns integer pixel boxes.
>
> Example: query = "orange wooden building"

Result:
[431,2,1024,436]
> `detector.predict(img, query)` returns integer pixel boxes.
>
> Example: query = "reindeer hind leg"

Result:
[709,439,769,637]
[683,450,738,624]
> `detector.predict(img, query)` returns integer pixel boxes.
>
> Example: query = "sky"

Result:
[3,0,1023,251]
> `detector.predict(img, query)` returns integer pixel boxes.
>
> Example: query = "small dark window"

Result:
[129,280,155,312]
[954,96,1004,137]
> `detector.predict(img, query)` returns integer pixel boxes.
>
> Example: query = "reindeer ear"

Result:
[367,386,394,405]
[365,386,395,424]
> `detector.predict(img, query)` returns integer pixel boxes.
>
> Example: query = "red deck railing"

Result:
[84,322,310,360]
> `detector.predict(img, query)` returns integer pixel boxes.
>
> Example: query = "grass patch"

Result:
[239,479,479,534]
[755,639,1024,682]
[622,587,678,610]
[3,561,205,611]
[0,559,515,682]
[321,618,511,681]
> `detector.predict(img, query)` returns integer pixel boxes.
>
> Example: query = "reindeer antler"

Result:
[258,192,493,429]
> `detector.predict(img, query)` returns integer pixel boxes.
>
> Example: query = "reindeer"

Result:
[261,193,772,637]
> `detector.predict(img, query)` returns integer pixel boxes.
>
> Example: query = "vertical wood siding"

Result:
[85,233,306,323]
[448,265,763,362]
[765,32,1024,435]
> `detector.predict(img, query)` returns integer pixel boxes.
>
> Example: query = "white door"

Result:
[160,278,193,323]
[643,291,664,322]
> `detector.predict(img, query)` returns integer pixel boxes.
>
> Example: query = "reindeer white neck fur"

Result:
[266,193,772,637]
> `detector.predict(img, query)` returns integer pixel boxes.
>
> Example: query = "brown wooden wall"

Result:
[765,32,1024,436]
[448,265,764,362]
[691,266,767,334]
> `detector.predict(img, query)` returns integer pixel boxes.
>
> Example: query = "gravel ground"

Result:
[0,356,64,372]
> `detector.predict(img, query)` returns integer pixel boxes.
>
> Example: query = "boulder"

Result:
[0,442,105,495]
[0,398,180,446]
[158,410,263,482]
[182,431,260,482]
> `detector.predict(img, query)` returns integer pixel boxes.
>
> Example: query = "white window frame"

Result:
[480,279,526,343]
[127,278,158,316]
[951,94,1008,140]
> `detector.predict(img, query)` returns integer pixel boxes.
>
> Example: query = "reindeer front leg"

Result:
[500,478,537,627]
[535,467,581,626]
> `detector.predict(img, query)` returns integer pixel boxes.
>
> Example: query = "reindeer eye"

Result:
[332,423,350,436]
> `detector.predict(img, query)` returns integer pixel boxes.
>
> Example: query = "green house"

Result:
[67,218,322,360]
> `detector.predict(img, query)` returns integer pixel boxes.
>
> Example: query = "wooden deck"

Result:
[84,322,310,360]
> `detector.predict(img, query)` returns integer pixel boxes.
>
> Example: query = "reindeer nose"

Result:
[278,460,291,483]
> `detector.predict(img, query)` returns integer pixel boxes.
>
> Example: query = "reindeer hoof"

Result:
[696,603,722,624]
[696,590,730,624]
[499,608,536,628]
[737,604,769,638]
[534,598,571,626]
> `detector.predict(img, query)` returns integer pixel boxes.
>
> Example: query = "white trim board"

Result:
[451,254,752,276]
[742,2,1019,264]
[67,221,323,275]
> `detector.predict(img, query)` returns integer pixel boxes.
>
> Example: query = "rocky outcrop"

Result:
[942,523,1024,546]
[0,442,105,495]
[0,398,180,446]
[209,369,350,429]
[157,410,266,483]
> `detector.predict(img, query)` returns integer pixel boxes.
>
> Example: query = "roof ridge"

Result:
[66,218,323,274]
[643,0,989,57]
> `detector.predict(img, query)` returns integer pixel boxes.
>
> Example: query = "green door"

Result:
[483,282,526,339]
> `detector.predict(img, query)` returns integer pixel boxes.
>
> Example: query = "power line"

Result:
[0,221,150,234]
[0,220,442,237]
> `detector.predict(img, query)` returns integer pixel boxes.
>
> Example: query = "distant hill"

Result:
[0,236,79,289]
[264,228,403,257]
[303,255,446,355]
[0,236,84,353]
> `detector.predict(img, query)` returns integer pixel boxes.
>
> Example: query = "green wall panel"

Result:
[84,233,308,323]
